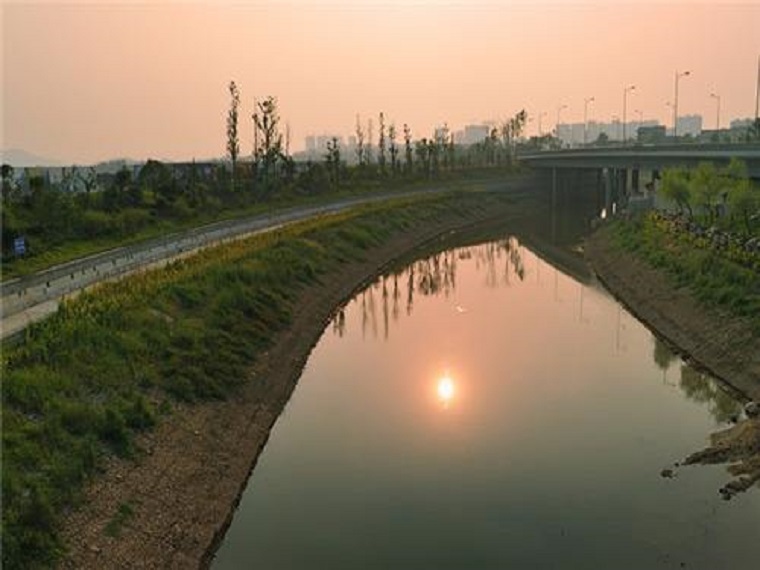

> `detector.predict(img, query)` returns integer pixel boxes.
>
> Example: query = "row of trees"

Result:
[225,80,528,192]
[659,159,760,234]
[1,82,526,261]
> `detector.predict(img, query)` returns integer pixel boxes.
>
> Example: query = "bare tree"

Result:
[378,112,387,175]
[403,123,413,173]
[388,123,399,175]
[366,117,374,164]
[226,81,241,190]
[355,114,365,167]
[253,96,283,190]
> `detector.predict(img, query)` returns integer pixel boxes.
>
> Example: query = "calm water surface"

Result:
[213,236,759,570]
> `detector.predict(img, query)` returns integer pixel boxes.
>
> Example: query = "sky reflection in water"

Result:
[213,237,757,570]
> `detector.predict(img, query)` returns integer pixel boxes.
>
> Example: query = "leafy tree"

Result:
[435,124,450,170]
[691,162,722,223]
[140,160,176,211]
[253,96,283,191]
[594,132,610,146]
[728,179,760,234]
[403,123,413,174]
[378,112,387,175]
[415,138,431,178]
[659,167,692,216]
[723,157,749,180]
[324,137,342,189]
[501,109,527,165]
[355,115,366,167]
[1,163,15,202]
[296,161,330,195]
[226,81,241,190]
[388,123,398,175]
[366,117,374,165]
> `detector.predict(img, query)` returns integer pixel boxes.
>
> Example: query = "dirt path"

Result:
[57,196,534,569]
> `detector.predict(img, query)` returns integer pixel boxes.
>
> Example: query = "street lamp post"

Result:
[710,92,721,131]
[583,97,595,145]
[634,109,643,139]
[673,70,691,137]
[622,85,636,142]
[538,111,547,137]
[556,104,568,146]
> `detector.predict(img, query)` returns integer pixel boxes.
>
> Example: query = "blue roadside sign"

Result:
[14,236,26,256]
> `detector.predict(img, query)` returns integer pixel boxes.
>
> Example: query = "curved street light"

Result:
[538,111,548,136]
[710,92,721,131]
[622,85,636,142]
[556,104,568,145]
[674,70,691,137]
[584,97,595,145]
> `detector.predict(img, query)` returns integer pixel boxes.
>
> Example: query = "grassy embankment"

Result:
[1,168,512,281]
[607,213,760,333]
[1,189,516,569]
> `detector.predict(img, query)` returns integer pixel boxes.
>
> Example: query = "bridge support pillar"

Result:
[603,167,612,217]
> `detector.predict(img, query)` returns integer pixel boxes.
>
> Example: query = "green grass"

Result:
[1,189,516,569]
[609,213,760,331]
[1,170,515,281]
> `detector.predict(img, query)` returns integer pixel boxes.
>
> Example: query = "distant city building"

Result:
[675,114,702,138]
[302,134,343,160]
[637,125,667,144]
[453,124,490,146]
[558,120,659,146]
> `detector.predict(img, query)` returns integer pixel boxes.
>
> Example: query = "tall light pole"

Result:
[622,85,636,142]
[538,111,547,137]
[583,97,595,145]
[710,92,721,130]
[755,54,759,131]
[556,104,567,145]
[673,70,691,137]
[634,109,643,139]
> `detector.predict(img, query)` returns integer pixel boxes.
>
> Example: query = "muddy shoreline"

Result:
[58,204,760,568]
[584,223,760,402]
[58,195,538,569]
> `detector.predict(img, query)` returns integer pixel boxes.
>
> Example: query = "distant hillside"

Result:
[1,148,62,168]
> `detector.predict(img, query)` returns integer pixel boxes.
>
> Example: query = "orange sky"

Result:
[2,1,759,164]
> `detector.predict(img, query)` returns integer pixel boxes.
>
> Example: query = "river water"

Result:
[212,232,760,569]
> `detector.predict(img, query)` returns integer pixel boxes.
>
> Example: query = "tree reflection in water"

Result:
[339,237,526,341]
[652,335,742,423]
[679,365,743,424]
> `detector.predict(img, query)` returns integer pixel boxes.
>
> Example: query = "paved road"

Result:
[1,181,530,342]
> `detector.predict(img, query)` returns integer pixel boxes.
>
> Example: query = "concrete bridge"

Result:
[519,143,760,214]
[519,143,760,177]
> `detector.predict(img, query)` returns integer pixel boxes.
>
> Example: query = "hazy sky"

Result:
[2,0,759,164]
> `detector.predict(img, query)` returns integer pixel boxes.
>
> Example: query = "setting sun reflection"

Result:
[437,375,455,406]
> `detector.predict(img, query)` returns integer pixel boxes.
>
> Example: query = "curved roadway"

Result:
[1,180,531,342]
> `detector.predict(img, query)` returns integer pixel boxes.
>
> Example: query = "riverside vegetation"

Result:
[1,84,528,279]
[0,190,519,569]
[609,159,760,331]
